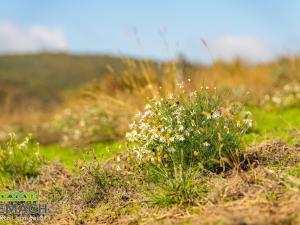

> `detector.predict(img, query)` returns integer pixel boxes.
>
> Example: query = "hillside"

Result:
[0,53,127,105]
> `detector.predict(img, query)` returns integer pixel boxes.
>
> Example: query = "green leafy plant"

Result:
[146,167,207,205]
[125,87,252,204]
[126,88,252,172]
[0,133,44,181]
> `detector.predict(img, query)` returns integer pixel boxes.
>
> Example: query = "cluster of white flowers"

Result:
[18,134,32,149]
[126,97,192,163]
[125,91,253,169]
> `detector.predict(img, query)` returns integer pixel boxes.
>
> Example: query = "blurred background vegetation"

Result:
[0,53,299,146]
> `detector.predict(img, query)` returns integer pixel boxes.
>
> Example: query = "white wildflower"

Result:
[185,130,190,136]
[212,111,221,119]
[128,122,136,129]
[136,152,142,159]
[243,111,252,118]
[176,82,184,89]
[135,112,142,118]
[203,142,210,147]
[177,135,185,141]
[178,125,184,131]
[152,133,159,140]
[126,130,137,141]
[191,120,196,127]
[145,104,152,110]
[160,137,166,143]
[18,142,27,149]
[8,132,16,139]
[168,148,176,153]
[189,91,197,97]
[116,166,122,173]
[144,110,154,117]
[244,119,253,128]
[168,94,174,99]
[155,101,161,106]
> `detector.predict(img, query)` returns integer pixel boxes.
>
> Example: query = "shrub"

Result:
[53,100,130,145]
[126,88,252,172]
[124,87,252,204]
[0,133,44,181]
[264,83,300,108]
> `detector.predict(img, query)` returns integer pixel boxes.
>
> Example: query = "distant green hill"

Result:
[0,53,127,105]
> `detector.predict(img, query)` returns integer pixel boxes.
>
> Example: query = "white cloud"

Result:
[207,34,274,63]
[0,21,68,53]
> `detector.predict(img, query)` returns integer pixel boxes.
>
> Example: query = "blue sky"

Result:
[0,0,299,63]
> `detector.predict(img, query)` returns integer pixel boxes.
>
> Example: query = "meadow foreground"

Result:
[0,57,300,225]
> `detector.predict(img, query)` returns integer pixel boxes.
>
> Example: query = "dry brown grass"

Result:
[10,141,299,225]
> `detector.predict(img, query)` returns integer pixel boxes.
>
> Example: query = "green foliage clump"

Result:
[146,167,207,205]
[53,102,129,145]
[126,88,252,172]
[0,133,44,181]
[125,87,252,204]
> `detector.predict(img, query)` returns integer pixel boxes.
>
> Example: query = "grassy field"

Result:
[0,54,300,225]
[0,54,125,104]
[35,107,300,170]
[244,107,300,145]
[0,106,293,225]
[39,142,123,170]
